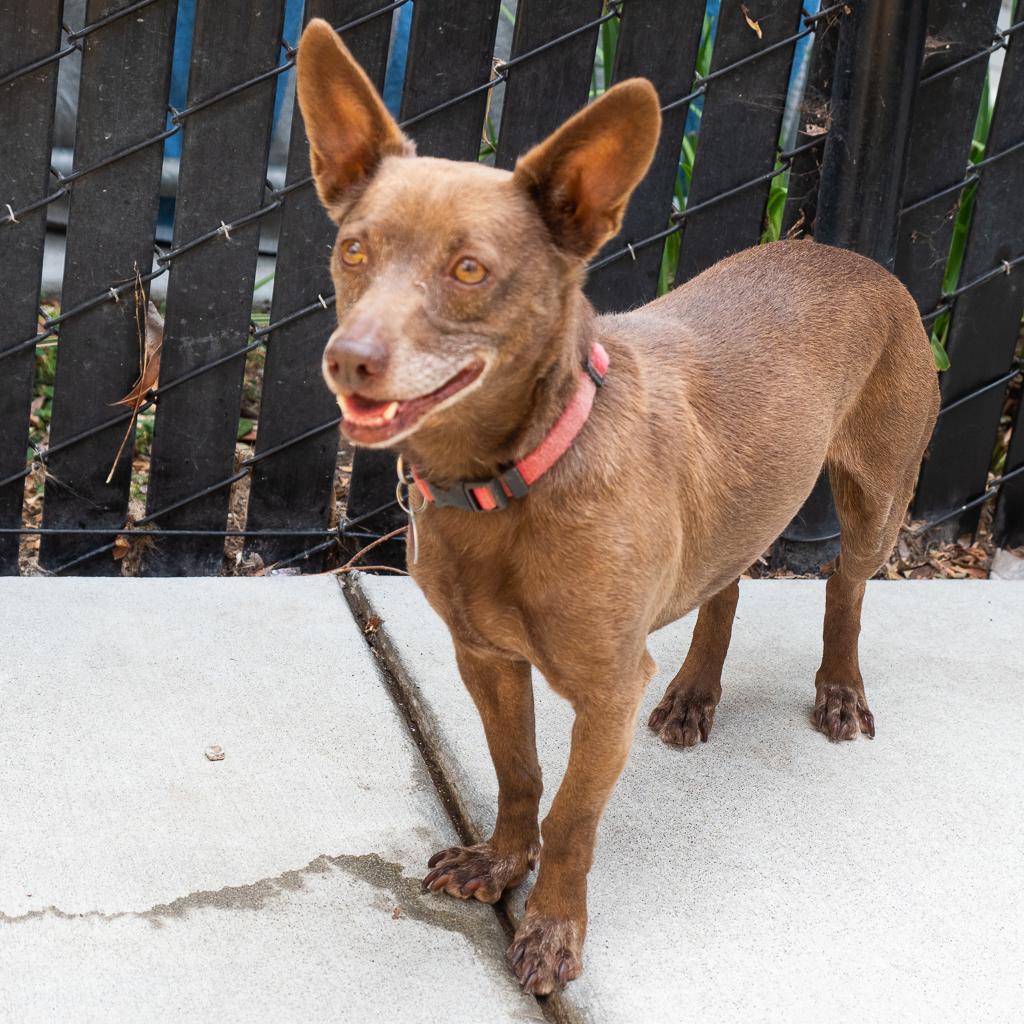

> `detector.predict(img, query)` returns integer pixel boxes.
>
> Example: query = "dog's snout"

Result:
[324,325,390,391]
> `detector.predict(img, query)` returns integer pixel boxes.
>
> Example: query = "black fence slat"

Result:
[894,0,1002,313]
[494,0,604,171]
[345,448,407,566]
[913,23,1024,536]
[36,0,178,576]
[244,1,393,570]
[674,0,804,285]
[0,3,65,576]
[142,0,286,575]
[994,396,1024,547]
[400,0,501,160]
[585,0,706,313]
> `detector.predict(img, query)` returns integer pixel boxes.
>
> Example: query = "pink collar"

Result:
[409,342,609,512]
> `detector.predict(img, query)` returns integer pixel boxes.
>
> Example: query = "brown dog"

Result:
[296,20,939,996]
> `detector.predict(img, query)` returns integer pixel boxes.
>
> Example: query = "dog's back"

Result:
[590,239,939,606]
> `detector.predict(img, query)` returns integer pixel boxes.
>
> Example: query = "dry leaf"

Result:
[114,301,163,408]
[112,535,131,560]
[961,565,989,579]
[741,4,763,39]
[105,274,163,485]
[803,123,828,136]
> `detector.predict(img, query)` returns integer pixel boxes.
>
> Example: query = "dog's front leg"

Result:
[423,645,543,903]
[508,659,650,995]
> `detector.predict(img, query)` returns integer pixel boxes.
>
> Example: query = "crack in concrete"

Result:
[0,851,500,958]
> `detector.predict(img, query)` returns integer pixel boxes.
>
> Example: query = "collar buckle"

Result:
[463,478,508,511]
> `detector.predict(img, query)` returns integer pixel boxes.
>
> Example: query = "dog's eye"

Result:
[452,257,487,285]
[340,239,367,267]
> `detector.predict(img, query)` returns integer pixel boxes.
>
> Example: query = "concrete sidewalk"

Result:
[0,578,541,1024]
[354,576,1024,1024]
[1,575,1022,1023]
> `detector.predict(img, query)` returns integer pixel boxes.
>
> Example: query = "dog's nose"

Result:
[323,326,390,391]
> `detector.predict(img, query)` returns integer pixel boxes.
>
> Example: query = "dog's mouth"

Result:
[338,359,485,445]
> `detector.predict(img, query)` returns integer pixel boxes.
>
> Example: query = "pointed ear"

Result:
[296,18,412,217]
[512,79,661,259]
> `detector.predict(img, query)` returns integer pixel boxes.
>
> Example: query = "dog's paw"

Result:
[648,690,718,747]
[507,912,583,995]
[813,683,875,741]
[422,841,538,903]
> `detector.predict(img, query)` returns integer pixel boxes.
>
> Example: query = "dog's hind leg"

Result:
[648,579,740,747]
[423,645,542,902]
[814,345,938,741]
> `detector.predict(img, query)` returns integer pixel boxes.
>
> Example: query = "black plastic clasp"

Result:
[426,467,530,512]
[500,465,530,499]
[463,478,508,511]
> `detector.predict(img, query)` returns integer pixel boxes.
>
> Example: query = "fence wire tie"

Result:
[109,287,120,303]
[317,294,329,310]
[219,220,232,240]
[1003,260,1012,275]
[4,204,17,224]
[626,242,637,262]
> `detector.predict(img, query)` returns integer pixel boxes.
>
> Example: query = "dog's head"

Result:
[296,19,660,449]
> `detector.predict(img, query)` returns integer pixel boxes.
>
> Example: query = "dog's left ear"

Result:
[512,79,661,259]
[296,18,412,217]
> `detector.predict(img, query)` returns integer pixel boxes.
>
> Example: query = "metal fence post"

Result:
[772,0,928,573]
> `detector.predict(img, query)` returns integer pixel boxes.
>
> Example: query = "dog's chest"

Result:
[412,519,537,660]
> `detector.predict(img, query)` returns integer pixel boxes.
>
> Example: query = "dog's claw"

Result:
[647,705,668,731]
[427,847,459,869]
[422,841,538,903]
[813,683,875,741]
[557,958,573,987]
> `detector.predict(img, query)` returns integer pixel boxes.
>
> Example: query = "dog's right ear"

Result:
[296,19,412,217]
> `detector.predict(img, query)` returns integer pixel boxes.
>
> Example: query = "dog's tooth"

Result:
[381,401,400,422]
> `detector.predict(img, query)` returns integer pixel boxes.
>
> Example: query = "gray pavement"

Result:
[0,577,542,1024]
[3,574,1022,1023]
[355,576,1024,1024]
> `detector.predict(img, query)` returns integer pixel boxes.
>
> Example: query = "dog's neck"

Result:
[401,294,594,486]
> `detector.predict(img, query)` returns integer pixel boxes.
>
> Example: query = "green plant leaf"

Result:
[930,332,951,372]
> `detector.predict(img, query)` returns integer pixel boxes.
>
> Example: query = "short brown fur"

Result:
[297,20,940,996]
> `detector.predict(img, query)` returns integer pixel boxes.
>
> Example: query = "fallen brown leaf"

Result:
[105,274,163,485]
[741,4,763,38]
[114,300,163,409]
